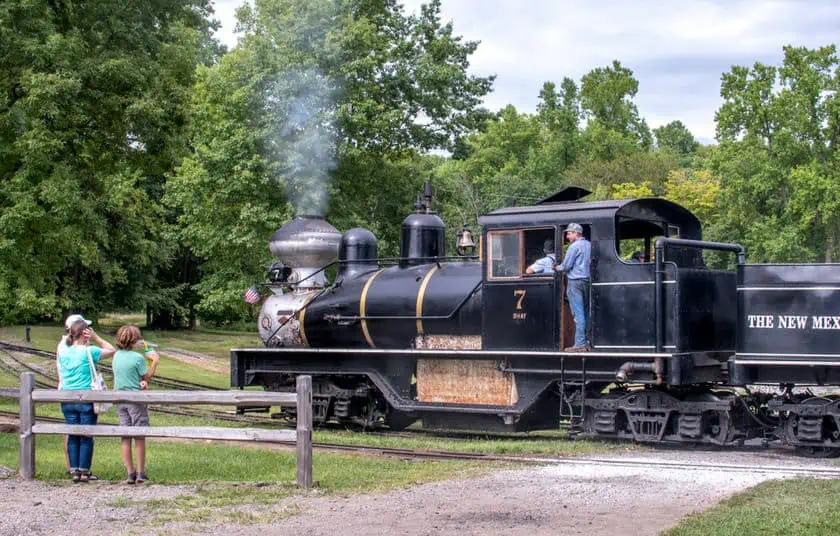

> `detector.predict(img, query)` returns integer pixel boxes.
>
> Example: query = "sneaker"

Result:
[71,470,81,483]
[125,472,137,485]
[564,345,590,352]
[136,472,147,484]
[79,471,90,483]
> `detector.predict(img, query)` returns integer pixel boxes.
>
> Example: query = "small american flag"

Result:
[243,285,261,304]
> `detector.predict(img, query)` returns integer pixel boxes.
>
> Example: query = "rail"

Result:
[16,372,313,488]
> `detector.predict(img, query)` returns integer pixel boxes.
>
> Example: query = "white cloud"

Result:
[211,0,840,141]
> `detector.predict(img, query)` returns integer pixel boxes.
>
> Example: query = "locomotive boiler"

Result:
[234,184,840,456]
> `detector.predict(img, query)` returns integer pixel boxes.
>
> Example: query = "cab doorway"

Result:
[558,224,592,350]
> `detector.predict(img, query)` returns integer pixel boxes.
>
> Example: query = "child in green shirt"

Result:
[113,325,159,484]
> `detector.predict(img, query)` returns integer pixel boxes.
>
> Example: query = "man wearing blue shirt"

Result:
[526,240,557,275]
[555,223,591,351]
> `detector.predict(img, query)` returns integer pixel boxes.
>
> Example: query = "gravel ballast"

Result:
[0,449,836,536]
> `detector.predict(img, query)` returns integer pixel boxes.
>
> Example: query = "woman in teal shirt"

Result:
[58,320,115,482]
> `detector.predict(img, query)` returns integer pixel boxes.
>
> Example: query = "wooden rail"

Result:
[17,372,313,488]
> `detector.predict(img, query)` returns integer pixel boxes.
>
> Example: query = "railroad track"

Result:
[0,341,224,391]
[2,410,838,478]
[0,347,276,425]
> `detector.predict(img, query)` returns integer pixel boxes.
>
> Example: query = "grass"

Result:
[0,323,260,362]
[313,427,633,456]
[0,324,235,388]
[0,432,489,487]
[0,431,493,526]
[663,479,840,536]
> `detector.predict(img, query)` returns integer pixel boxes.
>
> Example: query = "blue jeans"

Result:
[566,278,590,347]
[61,403,97,471]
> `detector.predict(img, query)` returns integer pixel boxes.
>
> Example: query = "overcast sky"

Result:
[212,0,840,144]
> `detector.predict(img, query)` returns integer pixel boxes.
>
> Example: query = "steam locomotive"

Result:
[232,184,840,456]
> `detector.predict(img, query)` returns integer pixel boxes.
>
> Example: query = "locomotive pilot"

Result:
[527,223,591,351]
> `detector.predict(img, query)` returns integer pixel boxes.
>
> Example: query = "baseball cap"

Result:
[565,223,583,234]
[64,314,92,330]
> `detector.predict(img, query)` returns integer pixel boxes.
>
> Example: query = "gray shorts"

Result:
[117,403,150,427]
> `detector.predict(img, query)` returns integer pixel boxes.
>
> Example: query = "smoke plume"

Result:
[265,67,338,216]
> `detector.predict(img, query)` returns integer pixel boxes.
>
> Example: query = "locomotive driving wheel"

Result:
[784,396,840,458]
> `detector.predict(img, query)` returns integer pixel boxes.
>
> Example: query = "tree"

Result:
[580,60,652,151]
[0,0,215,323]
[712,45,840,262]
[564,150,679,195]
[235,0,494,156]
[168,0,494,320]
[664,169,720,225]
[654,120,699,155]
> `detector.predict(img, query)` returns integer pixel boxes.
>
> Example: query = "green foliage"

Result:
[711,45,840,262]
[611,181,654,199]
[580,60,652,151]
[167,0,493,319]
[664,169,721,225]
[654,120,699,155]
[7,1,837,329]
[0,0,215,323]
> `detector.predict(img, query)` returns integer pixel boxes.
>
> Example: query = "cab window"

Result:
[487,228,555,280]
[488,231,521,279]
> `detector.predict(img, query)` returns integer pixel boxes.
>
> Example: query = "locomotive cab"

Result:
[479,188,737,378]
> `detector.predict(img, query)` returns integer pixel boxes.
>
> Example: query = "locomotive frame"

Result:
[233,186,840,455]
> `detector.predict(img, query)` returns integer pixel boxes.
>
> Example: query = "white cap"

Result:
[64,314,92,330]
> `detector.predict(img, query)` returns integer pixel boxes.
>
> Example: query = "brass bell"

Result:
[456,227,476,256]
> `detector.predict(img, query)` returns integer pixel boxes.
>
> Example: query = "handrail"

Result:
[260,255,479,290]
[324,280,483,322]
[653,237,746,383]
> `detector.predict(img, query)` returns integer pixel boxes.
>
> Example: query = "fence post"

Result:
[296,375,313,489]
[19,373,36,480]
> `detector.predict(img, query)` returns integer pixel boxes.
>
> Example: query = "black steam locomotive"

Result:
[232,185,840,456]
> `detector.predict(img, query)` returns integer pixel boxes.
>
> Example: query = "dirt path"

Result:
[1,449,834,536]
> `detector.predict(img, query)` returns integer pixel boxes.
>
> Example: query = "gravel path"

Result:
[1,449,836,536]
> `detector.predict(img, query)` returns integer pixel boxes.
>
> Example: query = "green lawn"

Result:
[313,428,633,456]
[0,323,260,362]
[0,324,236,388]
[0,432,487,487]
[663,479,840,536]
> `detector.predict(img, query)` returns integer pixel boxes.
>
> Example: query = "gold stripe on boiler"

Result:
[360,269,385,348]
[415,265,439,335]
[297,292,320,348]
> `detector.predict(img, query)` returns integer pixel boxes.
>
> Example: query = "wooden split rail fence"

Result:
[16,372,314,487]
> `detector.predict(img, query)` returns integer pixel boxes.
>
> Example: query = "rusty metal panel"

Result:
[417,359,515,406]
[415,335,481,350]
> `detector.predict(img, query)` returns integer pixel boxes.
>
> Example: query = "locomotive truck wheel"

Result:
[784,397,840,458]
[684,392,732,445]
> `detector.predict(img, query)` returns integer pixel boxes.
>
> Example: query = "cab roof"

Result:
[478,187,701,239]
